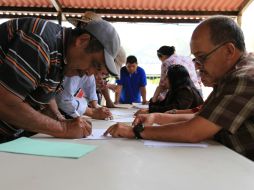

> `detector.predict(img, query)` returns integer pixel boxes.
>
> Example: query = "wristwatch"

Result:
[133,123,144,139]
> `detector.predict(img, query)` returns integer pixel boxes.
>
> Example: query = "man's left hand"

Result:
[103,123,135,138]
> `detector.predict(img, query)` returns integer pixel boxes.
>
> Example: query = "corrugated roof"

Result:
[60,0,244,11]
[0,0,252,23]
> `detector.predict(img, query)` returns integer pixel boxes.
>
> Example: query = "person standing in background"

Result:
[153,45,202,102]
[115,55,147,104]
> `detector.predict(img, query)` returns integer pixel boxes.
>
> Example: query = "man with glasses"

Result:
[0,14,120,142]
[104,16,254,161]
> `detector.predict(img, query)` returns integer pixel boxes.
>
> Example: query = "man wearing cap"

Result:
[0,15,120,142]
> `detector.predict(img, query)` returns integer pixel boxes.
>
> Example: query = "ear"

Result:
[224,42,236,59]
[74,33,90,48]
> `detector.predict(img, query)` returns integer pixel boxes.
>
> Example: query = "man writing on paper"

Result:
[0,14,120,142]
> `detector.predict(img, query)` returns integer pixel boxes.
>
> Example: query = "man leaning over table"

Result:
[0,14,120,143]
[114,55,147,104]
[104,16,254,161]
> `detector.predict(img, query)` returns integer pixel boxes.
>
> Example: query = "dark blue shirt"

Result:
[116,66,147,104]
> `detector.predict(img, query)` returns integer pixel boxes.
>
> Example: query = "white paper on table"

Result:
[111,117,134,123]
[82,129,111,140]
[132,103,148,109]
[143,140,208,148]
[110,109,136,117]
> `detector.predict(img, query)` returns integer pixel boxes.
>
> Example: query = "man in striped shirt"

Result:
[0,16,120,142]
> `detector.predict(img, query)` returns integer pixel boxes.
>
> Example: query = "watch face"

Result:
[134,124,144,133]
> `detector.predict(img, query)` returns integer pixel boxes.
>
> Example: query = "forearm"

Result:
[0,84,66,137]
[140,86,147,102]
[175,109,194,114]
[0,100,63,137]
[151,86,162,102]
[115,85,122,103]
[141,116,220,143]
[154,113,195,125]
[89,100,98,108]
[101,88,114,105]
[42,98,64,120]
[141,122,194,142]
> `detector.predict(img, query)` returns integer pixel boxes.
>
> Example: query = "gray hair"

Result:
[203,16,245,51]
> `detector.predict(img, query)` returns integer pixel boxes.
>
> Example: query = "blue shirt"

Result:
[116,66,147,104]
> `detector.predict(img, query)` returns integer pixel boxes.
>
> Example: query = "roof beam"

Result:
[49,0,66,25]
[63,8,239,16]
[238,0,253,13]
[0,6,239,16]
[237,0,253,26]
[0,6,239,23]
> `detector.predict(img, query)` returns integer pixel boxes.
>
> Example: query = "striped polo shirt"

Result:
[0,17,67,142]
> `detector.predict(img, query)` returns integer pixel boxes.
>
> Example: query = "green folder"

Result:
[0,137,96,159]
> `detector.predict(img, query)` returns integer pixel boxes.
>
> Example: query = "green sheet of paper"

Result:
[0,137,96,159]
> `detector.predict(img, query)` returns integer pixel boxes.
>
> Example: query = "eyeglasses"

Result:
[192,41,230,66]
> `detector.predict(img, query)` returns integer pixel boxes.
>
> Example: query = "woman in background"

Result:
[136,64,203,114]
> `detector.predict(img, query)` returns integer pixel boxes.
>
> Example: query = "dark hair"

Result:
[126,55,138,64]
[72,26,104,53]
[205,16,245,51]
[157,46,175,57]
[167,64,193,90]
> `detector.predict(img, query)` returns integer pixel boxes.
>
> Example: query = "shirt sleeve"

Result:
[55,76,87,117]
[139,68,147,87]
[198,76,254,134]
[82,75,98,102]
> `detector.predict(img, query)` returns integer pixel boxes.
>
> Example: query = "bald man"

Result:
[104,16,254,161]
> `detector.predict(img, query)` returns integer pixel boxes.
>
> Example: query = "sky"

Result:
[51,19,198,75]
[112,22,198,75]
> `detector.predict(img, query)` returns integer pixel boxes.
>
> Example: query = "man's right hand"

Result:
[134,108,149,116]
[60,117,92,138]
[92,107,113,120]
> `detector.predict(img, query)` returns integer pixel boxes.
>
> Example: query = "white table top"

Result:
[0,107,253,190]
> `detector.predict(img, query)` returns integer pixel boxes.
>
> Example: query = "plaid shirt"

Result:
[0,18,67,142]
[199,53,254,161]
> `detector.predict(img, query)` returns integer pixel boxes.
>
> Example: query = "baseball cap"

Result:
[68,15,121,77]
[114,46,126,73]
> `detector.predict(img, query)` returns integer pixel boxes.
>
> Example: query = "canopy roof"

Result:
[0,0,252,23]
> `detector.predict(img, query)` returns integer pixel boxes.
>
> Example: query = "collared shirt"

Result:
[160,54,201,89]
[0,17,67,142]
[116,66,147,104]
[55,75,98,118]
[198,53,254,161]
